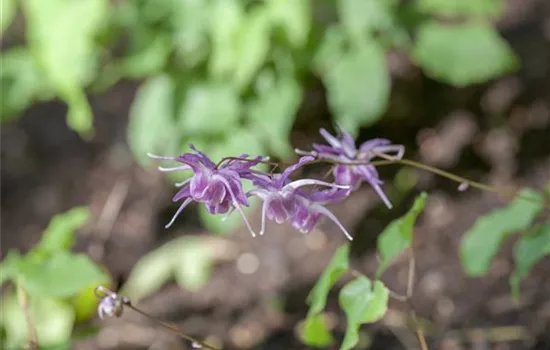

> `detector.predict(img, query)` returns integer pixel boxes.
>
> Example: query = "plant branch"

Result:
[17,285,38,350]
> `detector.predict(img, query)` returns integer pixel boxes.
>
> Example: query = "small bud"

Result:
[458,182,469,191]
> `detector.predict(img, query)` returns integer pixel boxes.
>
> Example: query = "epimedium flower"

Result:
[148,144,267,236]
[296,128,405,209]
[247,156,355,240]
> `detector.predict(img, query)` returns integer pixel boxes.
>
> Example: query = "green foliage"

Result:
[0,0,16,37]
[302,313,334,347]
[121,237,216,302]
[417,0,504,16]
[510,221,550,300]
[413,21,518,87]
[376,192,428,277]
[339,277,389,350]
[0,207,108,348]
[460,189,544,277]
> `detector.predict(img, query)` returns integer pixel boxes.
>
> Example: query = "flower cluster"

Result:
[150,128,404,240]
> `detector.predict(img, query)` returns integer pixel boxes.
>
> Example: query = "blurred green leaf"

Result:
[339,277,389,350]
[197,130,267,234]
[178,83,241,136]
[248,71,302,158]
[302,313,334,347]
[317,34,390,134]
[0,250,22,285]
[338,0,396,38]
[119,241,177,302]
[0,47,54,120]
[460,189,543,277]
[128,74,178,166]
[119,33,172,78]
[0,0,16,36]
[234,9,271,89]
[267,0,311,47]
[510,221,550,301]
[417,0,504,16]
[23,0,108,135]
[17,252,108,297]
[413,22,518,87]
[376,192,428,278]
[307,244,350,315]
[171,0,209,66]
[174,240,213,292]
[38,207,89,253]
[1,293,74,349]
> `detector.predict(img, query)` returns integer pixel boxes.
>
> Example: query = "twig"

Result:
[17,286,38,350]
[405,248,429,350]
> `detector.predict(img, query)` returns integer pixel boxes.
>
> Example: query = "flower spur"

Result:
[296,128,405,209]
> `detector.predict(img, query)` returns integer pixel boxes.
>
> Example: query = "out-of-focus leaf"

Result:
[234,9,271,89]
[0,250,22,285]
[208,0,244,78]
[307,244,350,315]
[128,74,178,166]
[376,192,428,277]
[338,0,396,37]
[339,277,389,350]
[267,0,311,47]
[302,313,334,347]
[171,0,209,66]
[0,0,16,36]
[174,240,213,292]
[17,252,108,297]
[317,34,390,134]
[413,22,518,87]
[417,0,504,16]
[178,83,241,136]
[38,207,90,253]
[510,221,550,301]
[0,47,54,120]
[460,189,543,277]
[248,71,302,158]
[119,33,172,78]
[197,130,267,234]
[23,0,108,135]
[1,293,74,349]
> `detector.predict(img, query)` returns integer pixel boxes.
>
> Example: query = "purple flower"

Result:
[297,128,405,209]
[248,156,354,240]
[148,145,267,236]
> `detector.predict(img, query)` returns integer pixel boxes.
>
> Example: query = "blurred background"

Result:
[1,0,550,349]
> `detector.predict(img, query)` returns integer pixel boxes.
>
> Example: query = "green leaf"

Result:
[1,293,75,348]
[317,34,390,134]
[171,0,210,66]
[413,21,518,87]
[197,130,267,234]
[38,207,90,253]
[23,0,108,135]
[174,240,213,292]
[208,0,244,79]
[307,244,350,315]
[510,221,550,300]
[339,277,389,350]
[376,192,428,277]
[128,74,178,166]
[302,313,334,347]
[234,9,271,89]
[248,71,302,158]
[0,250,22,285]
[460,189,544,277]
[338,0,396,37]
[267,0,311,47]
[118,33,172,78]
[178,83,241,136]
[417,0,504,16]
[0,47,55,120]
[0,0,16,36]
[17,252,108,297]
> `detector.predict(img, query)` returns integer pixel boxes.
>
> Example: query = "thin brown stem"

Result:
[17,286,38,350]
[404,248,428,350]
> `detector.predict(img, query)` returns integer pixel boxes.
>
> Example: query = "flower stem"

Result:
[17,285,38,350]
